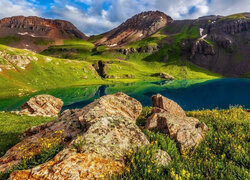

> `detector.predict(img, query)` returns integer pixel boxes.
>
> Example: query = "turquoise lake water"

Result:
[0,78,249,111]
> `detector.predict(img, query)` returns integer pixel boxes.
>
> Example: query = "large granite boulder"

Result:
[1,93,148,179]
[20,94,64,117]
[146,94,208,152]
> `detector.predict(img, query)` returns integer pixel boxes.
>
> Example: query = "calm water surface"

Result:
[0,78,249,111]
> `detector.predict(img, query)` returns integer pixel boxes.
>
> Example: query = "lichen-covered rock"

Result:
[1,93,144,179]
[10,150,125,180]
[19,94,63,117]
[151,94,186,117]
[10,116,149,179]
[152,150,171,167]
[73,116,149,160]
[146,94,208,152]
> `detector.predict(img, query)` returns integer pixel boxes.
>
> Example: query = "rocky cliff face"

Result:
[165,13,250,77]
[96,11,173,46]
[0,16,87,52]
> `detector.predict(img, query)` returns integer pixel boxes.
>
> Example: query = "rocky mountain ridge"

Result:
[0,16,87,52]
[95,11,173,47]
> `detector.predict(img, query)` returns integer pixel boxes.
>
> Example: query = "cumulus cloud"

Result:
[0,0,249,35]
[0,0,40,18]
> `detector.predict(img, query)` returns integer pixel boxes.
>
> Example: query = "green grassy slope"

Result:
[41,38,221,81]
[0,25,222,98]
[0,45,105,97]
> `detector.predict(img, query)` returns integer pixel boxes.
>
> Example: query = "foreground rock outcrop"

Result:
[19,95,63,117]
[146,94,208,152]
[0,93,150,179]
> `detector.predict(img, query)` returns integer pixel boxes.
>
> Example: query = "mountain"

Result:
[171,13,250,77]
[94,12,249,77]
[95,11,173,47]
[0,16,87,52]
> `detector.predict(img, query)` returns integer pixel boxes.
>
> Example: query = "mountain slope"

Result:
[101,12,250,77]
[0,44,103,97]
[0,16,87,52]
[95,11,173,47]
[159,13,250,77]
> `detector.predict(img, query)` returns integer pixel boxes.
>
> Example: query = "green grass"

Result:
[33,39,55,45]
[0,36,20,45]
[0,44,107,98]
[220,13,247,20]
[88,34,105,43]
[117,106,250,179]
[0,112,54,157]
[125,32,167,48]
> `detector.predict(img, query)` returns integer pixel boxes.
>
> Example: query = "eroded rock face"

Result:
[0,16,87,40]
[20,95,63,117]
[1,93,145,179]
[146,94,208,152]
[92,60,107,78]
[190,39,215,59]
[117,45,160,55]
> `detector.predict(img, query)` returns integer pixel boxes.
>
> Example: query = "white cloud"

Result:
[0,0,40,18]
[0,0,249,35]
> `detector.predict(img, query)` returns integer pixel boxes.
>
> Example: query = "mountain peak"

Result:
[95,11,173,46]
[0,16,87,52]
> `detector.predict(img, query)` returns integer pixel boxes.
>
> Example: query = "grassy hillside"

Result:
[41,39,221,80]
[0,44,105,97]
[0,27,222,98]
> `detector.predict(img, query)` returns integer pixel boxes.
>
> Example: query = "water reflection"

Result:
[0,78,249,111]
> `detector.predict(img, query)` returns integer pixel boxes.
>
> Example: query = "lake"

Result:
[0,78,249,111]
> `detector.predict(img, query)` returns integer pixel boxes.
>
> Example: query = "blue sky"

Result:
[0,0,249,35]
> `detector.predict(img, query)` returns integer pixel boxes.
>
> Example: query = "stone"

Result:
[1,93,144,179]
[10,116,149,179]
[146,94,208,152]
[10,150,125,180]
[20,94,63,117]
[152,73,174,80]
[151,94,186,117]
[152,150,171,167]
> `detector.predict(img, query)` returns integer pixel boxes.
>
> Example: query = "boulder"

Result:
[20,94,63,117]
[151,94,186,117]
[146,94,208,152]
[152,73,174,80]
[152,150,171,167]
[10,115,149,179]
[0,93,145,179]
